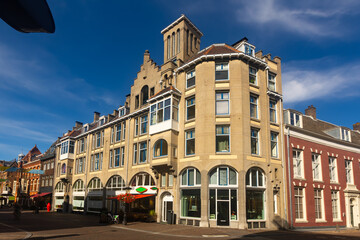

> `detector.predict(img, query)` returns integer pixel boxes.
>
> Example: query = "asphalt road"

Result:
[0,209,359,240]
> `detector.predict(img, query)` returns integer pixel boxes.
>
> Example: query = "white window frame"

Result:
[269,99,277,123]
[249,66,257,85]
[215,91,230,115]
[186,97,195,121]
[216,125,230,153]
[186,70,195,88]
[251,128,259,155]
[294,187,306,221]
[268,72,276,91]
[293,150,304,179]
[312,153,322,181]
[289,111,302,127]
[270,132,278,158]
[185,129,195,156]
[314,189,324,221]
[250,94,258,119]
[329,157,338,183]
[345,160,353,184]
[215,62,229,81]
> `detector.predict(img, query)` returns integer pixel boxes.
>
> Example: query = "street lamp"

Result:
[122,186,132,225]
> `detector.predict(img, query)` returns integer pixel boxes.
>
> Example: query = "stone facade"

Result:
[53,15,286,229]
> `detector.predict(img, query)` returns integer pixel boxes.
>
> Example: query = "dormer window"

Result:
[341,128,351,141]
[290,112,301,127]
[119,108,125,117]
[245,44,254,56]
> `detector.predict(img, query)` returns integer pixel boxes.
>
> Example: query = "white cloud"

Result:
[234,0,360,37]
[283,62,360,103]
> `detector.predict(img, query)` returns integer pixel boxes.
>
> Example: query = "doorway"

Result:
[350,199,354,227]
[217,201,229,226]
[162,194,173,222]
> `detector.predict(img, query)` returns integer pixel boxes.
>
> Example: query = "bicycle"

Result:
[107,212,119,224]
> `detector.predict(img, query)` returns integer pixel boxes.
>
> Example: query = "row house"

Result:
[0,159,16,205]
[284,106,360,229]
[53,15,286,229]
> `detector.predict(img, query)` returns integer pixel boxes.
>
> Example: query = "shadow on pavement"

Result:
[28,234,80,240]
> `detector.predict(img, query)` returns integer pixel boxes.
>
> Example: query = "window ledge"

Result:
[330,181,340,185]
[215,79,230,83]
[315,219,327,223]
[295,219,308,223]
[333,219,343,223]
[249,83,259,89]
[184,154,196,158]
[313,180,324,183]
[216,152,231,155]
[294,177,306,181]
[186,86,196,91]
[271,157,280,160]
[270,122,279,127]
[250,118,260,123]
[216,114,230,118]
[185,119,195,124]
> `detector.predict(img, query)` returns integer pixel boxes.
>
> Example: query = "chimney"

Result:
[144,50,150,63]
[353,122,360,131]
[94,112,100,122]
[113,109,119,116]
[305,105,316,119]
[75,121,83,128]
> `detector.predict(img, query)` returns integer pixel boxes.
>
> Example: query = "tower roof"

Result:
[161,14,203,37]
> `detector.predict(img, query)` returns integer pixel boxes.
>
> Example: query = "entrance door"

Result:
[350,200,354,227]
[217,201,229,226]
[162,195,174,222]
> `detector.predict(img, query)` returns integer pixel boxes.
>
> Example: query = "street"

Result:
[0,209,359,240]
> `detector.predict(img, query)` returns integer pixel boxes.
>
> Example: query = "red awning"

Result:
[31,192,52,198]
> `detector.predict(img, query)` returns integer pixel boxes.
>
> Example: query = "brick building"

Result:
[284,106,360,229]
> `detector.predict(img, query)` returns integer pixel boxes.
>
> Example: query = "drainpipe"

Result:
[279,99,288,228]
[286,127,293,229]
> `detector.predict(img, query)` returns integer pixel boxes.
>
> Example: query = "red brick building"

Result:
[284,106,360,229]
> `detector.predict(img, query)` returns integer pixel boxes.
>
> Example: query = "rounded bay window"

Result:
[154,139,168,157]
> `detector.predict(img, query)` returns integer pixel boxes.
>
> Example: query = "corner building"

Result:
[53,15,286,229]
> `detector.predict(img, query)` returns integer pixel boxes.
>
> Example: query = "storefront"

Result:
[87,177,103,213]
[72,179,85,212]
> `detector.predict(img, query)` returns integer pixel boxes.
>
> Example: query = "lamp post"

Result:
[122,186,132,225]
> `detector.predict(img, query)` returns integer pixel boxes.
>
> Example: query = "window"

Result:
[314,189,323,220]
[216,92,229,115]
[250,95,258,119]
[245,44,254,56]
[116,124,121,142]
[345,160,353,184]
[251,128,259,155]
[185,129,195,156]
[141,85,149,105]
[150,87,154,97]
[150,98,171,125]
[312,154,322,181]
[106,175,125,190]
[168,174,174,187]
[139,141,147,163]
[246,168,265,221]
[181,168,201,186]
[92,153,103,171]
[140,115,148,134]
[294,187,305,220]
[293,150,303,178]
[249,67,257,84]
[135,95,139,109]
[60,141,68,155]
[79,138,85,153]
[121,147,125,166]
[215,63,229,81]
[68,141,74,153]
[167,35,170,59]
[154,139,168,157]
[190,33,193,51]
[180,169,201,218]
[210,167,237,186]
[172,32,175,57]
[268,73,276,91]
[122,122,126,140]
[186,97,195,120]
[331,191,340,220]
[96,132,101,148]
[176,29,180,53]
[61,163,66,174]
[329,157,337,182]
[76,157,85,174]
[271,132,278,158]
[114,148,120,167]
[88,177,103,191]
[134,118,139,136]
[172,98,179,121]
[186,70,195,88]
[109,150,113,168]
[290,112,301,127]
[161,174,166,187]
[216,125,230,152]
[73,180,85,192]
[269,100,277,123]
[130,172,155,187]
[341,128,350,141]
[133,144,138,164]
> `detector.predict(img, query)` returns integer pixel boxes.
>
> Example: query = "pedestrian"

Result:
[47,202,51,212]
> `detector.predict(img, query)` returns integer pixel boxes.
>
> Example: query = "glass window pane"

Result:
[219,168,227,185]
[196,169,201,185]
[217,189,229,200]
[216,101,229,115]
[188,169,194,186]
[210,169,217,185]
[229,169,236,185]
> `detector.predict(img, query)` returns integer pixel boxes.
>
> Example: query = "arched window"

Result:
[61,163,66,174]
[73,179,84,192]
[154,139,168,157]
[186,30,189,54]
[55,181,64,192]
[106,175,125,190]
[130,172,155,187]
[209,166,237,186]
[190,33,193,52]
[180,168,201,218]
[176,29,180,53]
[141,85,149,105]
[172,32,175,57]
[194,37,197,50]
[246,167,266,222]
[88,177,103,191]
[208,166,238,224]
[167,35,171,59]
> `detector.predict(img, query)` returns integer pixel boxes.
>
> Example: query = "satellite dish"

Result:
[0,0,55,33]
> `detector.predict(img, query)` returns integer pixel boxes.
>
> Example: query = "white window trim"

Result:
[312,153,322,181]
[293,150,304,179]
[215,62,229,81]
[294,187,307,222]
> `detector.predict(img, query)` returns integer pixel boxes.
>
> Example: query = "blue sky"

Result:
[1,0,360,160]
